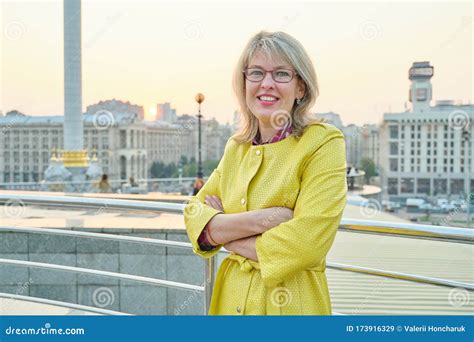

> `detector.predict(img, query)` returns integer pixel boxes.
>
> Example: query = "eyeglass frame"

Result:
[242,67,298,83]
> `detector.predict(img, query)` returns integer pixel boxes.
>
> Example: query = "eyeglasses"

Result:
[243,67,297,83]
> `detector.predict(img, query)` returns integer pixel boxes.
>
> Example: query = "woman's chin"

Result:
[252,107,285,120]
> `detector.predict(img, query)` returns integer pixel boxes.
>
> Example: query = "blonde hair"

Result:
[232,31,321,144]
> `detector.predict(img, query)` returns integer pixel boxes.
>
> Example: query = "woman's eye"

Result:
[276,70,290,77]
[250,70,264,76]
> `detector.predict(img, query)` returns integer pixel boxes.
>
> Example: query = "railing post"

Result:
[204,256,216,315]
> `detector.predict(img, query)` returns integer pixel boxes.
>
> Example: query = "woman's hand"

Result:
[224,236,258,261]
[205,195,224,212]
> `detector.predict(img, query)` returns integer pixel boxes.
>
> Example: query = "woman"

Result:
[184,31,347,315]
[98,174,112,193]
[192,176,205,196]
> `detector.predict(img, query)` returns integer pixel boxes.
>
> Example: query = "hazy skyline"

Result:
[2,0,472,126]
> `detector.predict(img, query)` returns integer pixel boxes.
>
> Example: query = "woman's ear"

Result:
[297,79,306,99]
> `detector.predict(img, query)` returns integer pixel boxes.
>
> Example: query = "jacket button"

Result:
[236,306,241,313]
[256,150,261,156]
[240,198,246,205]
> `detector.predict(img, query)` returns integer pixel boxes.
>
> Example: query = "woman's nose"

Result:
[260,71,275,88]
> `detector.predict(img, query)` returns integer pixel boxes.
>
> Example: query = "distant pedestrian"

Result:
[98,174,112,193]
[129,176,138,187]
[192,176,205,195]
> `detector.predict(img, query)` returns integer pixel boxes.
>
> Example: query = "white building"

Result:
[380,61,473,200]
[314,112,344,131]
[360,124,380,167]
[0,102,231,183]
[156,103,177,123]
[87,99,145,121]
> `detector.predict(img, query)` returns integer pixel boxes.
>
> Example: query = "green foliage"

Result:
[151,157,219,178]
[359,158,377,184]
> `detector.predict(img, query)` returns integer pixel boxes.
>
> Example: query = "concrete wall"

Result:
[0,228,208,315]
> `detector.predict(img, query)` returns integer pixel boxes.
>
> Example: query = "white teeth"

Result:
[259,96,277,101]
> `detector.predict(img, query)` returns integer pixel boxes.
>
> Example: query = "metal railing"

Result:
[0,177,204,194]
[0,193,473,315]
[0,224,207,315]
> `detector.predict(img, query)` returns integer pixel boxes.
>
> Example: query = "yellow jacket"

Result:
[184,122,347,315]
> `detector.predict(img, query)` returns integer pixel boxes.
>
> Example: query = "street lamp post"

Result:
[195,93,205,178]
[462,127,471,228]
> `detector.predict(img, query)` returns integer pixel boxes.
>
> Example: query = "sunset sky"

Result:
[2,0,472,125]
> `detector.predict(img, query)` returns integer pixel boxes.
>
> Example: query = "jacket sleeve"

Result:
[184,139,232,258]
[255,132,347,288]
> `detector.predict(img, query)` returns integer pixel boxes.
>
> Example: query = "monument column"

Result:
[63,0,88,175]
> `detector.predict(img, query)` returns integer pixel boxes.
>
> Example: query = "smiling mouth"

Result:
[257,95,279,102]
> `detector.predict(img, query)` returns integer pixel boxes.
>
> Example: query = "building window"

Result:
[450,179,464,195]
[120,130,127,149]
[388,178,398,195]
[389,126,399,139]
[401,178,414,193]
[417,178,430,194]
[390,142,398,155]
[434,179,447,195]
[389,158,398,171]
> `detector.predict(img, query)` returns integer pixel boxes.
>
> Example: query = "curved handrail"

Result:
[0,292,130,316]
[0,226,193,249]
[0,193,472,243]
[340,218,473,244]
[0,258,204,293]
[327,262,474,290]
[1,226,471,290]
[0,193,183,213]
[0,177,201,187]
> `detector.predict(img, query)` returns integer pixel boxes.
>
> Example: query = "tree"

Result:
[179,155,188,166]
[203,160,219,175]
[360,158,377,184]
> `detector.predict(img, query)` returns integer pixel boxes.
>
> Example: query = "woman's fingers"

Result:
[205,195,224,211]
[213,196,224,211]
